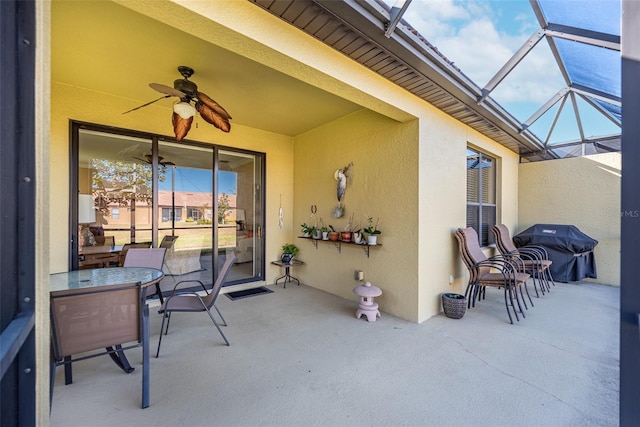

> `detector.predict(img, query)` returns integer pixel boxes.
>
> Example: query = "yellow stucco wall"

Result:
[519,153,621,286]
[294,110,420,320]
[293,107,520,323]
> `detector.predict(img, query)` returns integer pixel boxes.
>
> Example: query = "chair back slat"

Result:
[50,282,141,359]
[457,227,494,277]
[123,248,166,270]
[118,242,152,266]
[457,227,486,263]
[493,224,519,255]
[203,252,237,307]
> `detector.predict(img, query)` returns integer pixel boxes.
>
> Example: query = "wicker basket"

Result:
[442,293,466,319]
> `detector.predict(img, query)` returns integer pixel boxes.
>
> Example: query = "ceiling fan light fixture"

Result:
[125,67,231,136]
[173,101,196,119]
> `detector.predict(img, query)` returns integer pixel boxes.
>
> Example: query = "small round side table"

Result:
[353,281,382,322]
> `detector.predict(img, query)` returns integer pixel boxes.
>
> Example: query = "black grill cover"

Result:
[513,224,598,282]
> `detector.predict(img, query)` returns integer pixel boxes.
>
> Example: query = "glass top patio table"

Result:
[50,267,164,293]
[49,267,162,408]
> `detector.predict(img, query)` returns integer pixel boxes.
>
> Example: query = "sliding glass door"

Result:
[218,149,264,282]
[72,122,265,290]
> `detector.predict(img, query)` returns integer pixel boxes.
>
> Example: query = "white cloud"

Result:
[402,0,563,105]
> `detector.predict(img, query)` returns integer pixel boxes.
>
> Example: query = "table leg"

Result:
[141,303,150,409]
[274,273,288,288]
[63,356,72,385]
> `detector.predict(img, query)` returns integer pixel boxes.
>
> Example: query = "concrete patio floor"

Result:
[50,280,619,427]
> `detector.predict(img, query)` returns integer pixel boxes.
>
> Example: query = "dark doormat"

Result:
[225,286,273,301]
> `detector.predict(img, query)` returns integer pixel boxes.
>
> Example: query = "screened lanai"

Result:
[1,0,639,425]
[367,0,622,160]
[258,0,622,162]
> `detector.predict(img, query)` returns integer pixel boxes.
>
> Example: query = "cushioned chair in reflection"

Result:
[50,281,150,408]
[159,235,179,249]
[455,227,531,324]
[491,224,555,297]
[156,252,237,357]
[123,248,167,303]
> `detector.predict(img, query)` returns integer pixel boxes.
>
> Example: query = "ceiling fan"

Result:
[133,153,175,167]
[123,66,232,141]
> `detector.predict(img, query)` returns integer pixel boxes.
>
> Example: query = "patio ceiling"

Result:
[51,1,364,139]
[53,1,621,162]
[252,0,622,162]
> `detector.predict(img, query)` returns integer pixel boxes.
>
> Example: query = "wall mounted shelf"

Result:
[298,236,381,257]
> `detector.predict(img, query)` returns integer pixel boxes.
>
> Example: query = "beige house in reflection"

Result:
[98,191,238,228]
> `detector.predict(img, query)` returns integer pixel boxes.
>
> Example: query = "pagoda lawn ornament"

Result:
[353,281,382,322]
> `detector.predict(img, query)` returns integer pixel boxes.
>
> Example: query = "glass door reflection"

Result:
[74,123,265,289]
[219,150,264,283]
[158,142,213,282]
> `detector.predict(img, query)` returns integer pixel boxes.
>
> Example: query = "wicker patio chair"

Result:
[455,227,531,324]
[492,224,555,296]
[156,252,237,357]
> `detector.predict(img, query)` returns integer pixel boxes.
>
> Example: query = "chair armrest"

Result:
[473,257,521,281]
[171,279,208,293]
[474,258,516,274]
[158,291,207,313]
[497,253,526,270]
[520,245,550,259]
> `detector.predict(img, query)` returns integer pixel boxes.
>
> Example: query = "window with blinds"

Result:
[466,148,496,246]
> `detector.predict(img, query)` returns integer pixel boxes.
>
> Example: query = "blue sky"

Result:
[159,168,237,194]
[396,0,620,144]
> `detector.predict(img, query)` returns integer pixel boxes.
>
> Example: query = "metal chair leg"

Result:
[213,303,227,326]
[205,308,229,346]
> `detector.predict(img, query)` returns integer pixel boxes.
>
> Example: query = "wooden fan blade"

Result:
[196,91,232,120]
[122,95,170,114]
[149,83,186,98]
[196,101,231,133]
[172,112,193,141]
[157,155,175,166]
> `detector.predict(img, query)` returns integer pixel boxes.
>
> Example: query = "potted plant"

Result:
[300,223,313,238]
[321,226,329,240]
[281,243,299,264]
[311,226,322,240]
[328,225,340,241]
[363,217,381,245]
[353,227,365,244]
[341,213,358,242]
[441,293,466,319]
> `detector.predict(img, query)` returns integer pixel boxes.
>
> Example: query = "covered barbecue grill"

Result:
[513,224,598,283]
